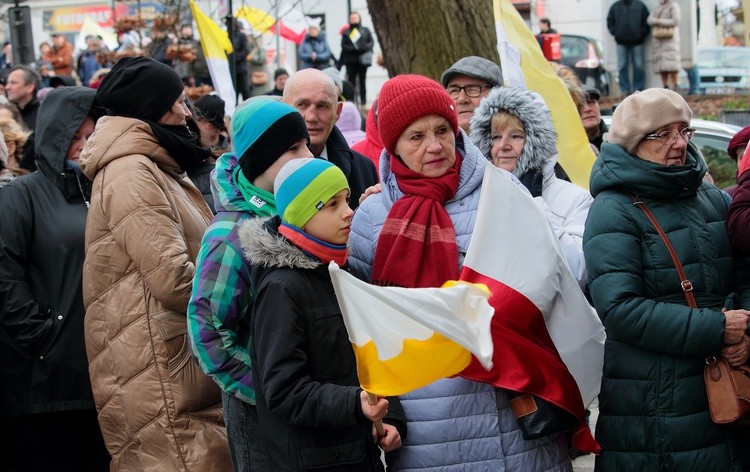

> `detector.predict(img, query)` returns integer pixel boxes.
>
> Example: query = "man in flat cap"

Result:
[441,56,503,134]
[580,86,608,152]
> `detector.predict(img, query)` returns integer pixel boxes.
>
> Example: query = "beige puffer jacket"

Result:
[80,116,232,471]
[647,0,681,73]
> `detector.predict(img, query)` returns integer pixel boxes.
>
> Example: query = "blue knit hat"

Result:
[274,158,349,228]
[232,99,309,182]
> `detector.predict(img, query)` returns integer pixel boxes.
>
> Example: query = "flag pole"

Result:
[225,0,237,105]
[366,392,385,437]
[274,1,281,68]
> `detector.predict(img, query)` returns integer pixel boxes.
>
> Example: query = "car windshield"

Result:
[560,36,588,61]
[699,49,750,68]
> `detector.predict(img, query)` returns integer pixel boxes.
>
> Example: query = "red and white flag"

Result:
[332,165,604,452]
[459,166,605,452]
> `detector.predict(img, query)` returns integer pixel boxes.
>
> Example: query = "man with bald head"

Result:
[283,68,378,207]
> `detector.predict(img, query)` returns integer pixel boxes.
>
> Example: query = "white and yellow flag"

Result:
[189,0,236,117]
[328,267,494,397]
[493,0,596,189]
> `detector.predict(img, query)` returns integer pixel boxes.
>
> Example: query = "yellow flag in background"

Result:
[236,6,277,33]
[189,0,236,115]
[493,0,596,189]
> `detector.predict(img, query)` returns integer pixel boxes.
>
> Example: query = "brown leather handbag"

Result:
[652,26,675,40]
[631,195,750,426]
[704,355,750,424]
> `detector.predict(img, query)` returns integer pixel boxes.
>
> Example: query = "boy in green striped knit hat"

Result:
[238,157,405,470]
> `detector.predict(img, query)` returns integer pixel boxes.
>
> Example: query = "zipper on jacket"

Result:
[38,308,65,361]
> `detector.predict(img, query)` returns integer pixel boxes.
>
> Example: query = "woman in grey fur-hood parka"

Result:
[470,86,593,288]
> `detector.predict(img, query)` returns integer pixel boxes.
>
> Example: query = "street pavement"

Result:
[572,399,598,472]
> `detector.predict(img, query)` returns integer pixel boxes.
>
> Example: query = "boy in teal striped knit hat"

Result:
[187,98,312,472]
[238,157,405,469]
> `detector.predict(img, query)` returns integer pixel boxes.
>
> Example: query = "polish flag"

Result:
[272,3,308,45]
[458,166,604,452]
[331,165,604,452]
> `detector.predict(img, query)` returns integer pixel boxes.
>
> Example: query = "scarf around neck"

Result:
[147,122,211,173]
[278,223,348,266]
[234,166,277,217]
[371,151,462,288]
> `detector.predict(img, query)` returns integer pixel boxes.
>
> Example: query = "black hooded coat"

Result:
[0,87,97,416]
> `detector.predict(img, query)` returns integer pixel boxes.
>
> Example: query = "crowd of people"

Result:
[1,8,750,472]
[0,11,377,183]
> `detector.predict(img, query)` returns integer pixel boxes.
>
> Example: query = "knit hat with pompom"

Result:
[377,74,458,156]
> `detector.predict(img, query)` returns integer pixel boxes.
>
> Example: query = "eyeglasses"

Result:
[446,84,492,99]
[643,127,695,145]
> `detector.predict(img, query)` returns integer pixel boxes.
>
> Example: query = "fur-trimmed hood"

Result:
[470,86,558,179]
[237,216,320,270]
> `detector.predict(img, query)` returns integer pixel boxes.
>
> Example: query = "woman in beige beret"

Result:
[583,88,750,471]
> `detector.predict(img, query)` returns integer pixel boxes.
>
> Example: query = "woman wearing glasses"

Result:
[470,87,593,289]
[583,88,750,471]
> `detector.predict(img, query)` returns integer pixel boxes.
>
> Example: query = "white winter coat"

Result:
[470,86,593,289]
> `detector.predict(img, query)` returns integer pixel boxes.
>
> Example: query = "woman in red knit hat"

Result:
[348,74,574,471]
[725,125,750,197]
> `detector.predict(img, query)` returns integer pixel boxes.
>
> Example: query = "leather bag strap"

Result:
[630,195,697,308]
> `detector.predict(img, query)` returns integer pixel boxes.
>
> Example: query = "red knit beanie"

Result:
[728,125,750,161]
[739,144,750,177]
[377,74,459,156]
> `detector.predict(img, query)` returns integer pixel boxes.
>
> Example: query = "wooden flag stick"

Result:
[367,392,385,437]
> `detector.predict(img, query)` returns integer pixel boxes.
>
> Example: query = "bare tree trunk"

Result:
[366,0,499,80]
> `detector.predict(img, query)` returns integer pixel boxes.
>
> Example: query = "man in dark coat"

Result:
[580,86,608,152]
[232,19,251,102]
[268,68,288,96]
[5,65,41,171]
[0,86,110,471]
[283,68,378,209]
[607,0,650,96]
[6,65,39,132]
[146,24,173,67]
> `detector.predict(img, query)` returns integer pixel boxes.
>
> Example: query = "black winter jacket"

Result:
[233,32,251,73]
[240,216,405,471]
[607,0,650,46]
[590,119,609,152]
[340,24,374,67]
[188,161,216,214]
[327,126,378,210]
[0,87,97,416]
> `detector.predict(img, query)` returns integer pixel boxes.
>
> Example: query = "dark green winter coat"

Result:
[583,142,749,471]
